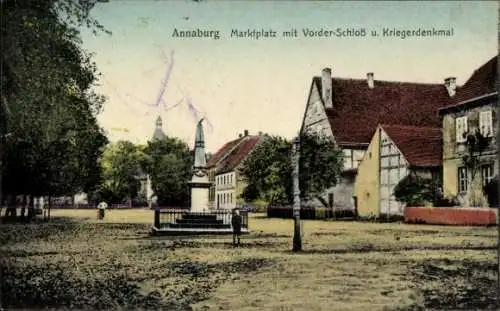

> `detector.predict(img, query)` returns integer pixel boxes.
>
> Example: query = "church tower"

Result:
[152,116,166,141]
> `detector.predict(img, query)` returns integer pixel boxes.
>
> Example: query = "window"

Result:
[479,110,493,137]
[343,149,353,169]
[230,193,233,203]
[455,116,468,142]
[353,150,364,168]
[458,167,468,193]
[482,164,494,187]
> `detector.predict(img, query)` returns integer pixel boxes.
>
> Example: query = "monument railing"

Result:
[154,208,249,229]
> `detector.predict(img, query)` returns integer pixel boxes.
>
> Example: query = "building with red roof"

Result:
[354,124,442,218]
[206,130,266,209]
[438,55,498,204]
[300,68,457,211]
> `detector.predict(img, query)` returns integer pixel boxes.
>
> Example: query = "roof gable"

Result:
[439,55,498,113]
[216,136,263,174]
[206,137,245,168]
[319,77,453,146]
[453,55,497,104]
[381,124,442,168]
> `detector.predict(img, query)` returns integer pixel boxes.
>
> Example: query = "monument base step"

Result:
[151,226,250,236]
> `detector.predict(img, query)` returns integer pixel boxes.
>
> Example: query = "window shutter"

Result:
[463,117,468,137]
[455,118,462,141]
[479,111,493,136]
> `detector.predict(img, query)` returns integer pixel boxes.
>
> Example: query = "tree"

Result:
[239,132,343,206]
[1,0,110,214]
[145,137,192,207]
[462,129,490,207]
[299,132,343,205]
[239,135,292,205]
[96,141,148,204]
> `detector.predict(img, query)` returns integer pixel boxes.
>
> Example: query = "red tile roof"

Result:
[381,124,442,168]
[314,77,455,146]
[439,55,498,112]
[206,137,245,168]
[216,136,262,174]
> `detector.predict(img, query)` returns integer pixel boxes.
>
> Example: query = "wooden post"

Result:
[292,136,302,252]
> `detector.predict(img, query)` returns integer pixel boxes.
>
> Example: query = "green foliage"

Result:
[239,132,343,205]
[239,136,292,205]
[483,176,499,207]
[393,175,433,207]
[299,131,343,201]
[462,129,490,207]
[1,0,110,200]
[393,174,458,207]
[96,141,149,204]
[145,137,192,206]
[462,129,490,179]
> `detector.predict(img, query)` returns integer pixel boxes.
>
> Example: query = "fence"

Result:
[154,209,249,229]
[267,206,355,219]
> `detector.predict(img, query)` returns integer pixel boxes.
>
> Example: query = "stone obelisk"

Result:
[189,119,211,212]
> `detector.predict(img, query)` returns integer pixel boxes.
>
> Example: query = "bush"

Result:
[434,195,459,207]
[484,177,499,208]
[394,175,435,207]
[394,174,458,207]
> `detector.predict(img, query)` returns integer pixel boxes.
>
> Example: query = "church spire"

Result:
[152,115,166,141]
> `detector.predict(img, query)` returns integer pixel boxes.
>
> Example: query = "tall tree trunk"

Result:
[28,195,35,220]
[4,194,16,222]
[20,194,27,222]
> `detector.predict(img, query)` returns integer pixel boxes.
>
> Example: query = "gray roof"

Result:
[152,116,166,141]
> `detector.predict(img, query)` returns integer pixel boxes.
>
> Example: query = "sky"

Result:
[80,0,498,154]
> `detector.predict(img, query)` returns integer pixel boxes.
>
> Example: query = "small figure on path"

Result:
[231,209,242,246]
[97,201,108,220]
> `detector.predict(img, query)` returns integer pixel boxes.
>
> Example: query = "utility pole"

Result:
[292,136,302,252]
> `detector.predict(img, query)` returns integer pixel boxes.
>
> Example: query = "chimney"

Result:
[367,72,374,89]
[244,129,249,136]
[258,131,263,136]
[444,77,456,97]
[321,68,333,108]
[238,133,243,138]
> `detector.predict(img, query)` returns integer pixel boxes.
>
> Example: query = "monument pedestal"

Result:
[151,118,250,235]
[189,179,211,212]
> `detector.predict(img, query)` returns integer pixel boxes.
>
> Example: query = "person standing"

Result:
[97,201,108,220]
[231,209,242,246]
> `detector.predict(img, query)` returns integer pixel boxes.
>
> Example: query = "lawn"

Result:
[0,208,497,311]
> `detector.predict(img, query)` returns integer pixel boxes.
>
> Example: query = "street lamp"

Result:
[292,136,302,252]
